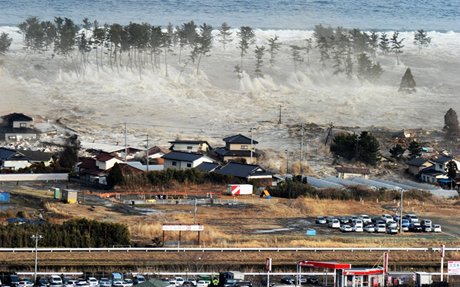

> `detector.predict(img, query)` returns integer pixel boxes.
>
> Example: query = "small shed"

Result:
[62,189,79,204]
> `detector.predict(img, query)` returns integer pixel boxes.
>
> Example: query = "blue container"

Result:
[0,192,10,203]
[306,229,316,236]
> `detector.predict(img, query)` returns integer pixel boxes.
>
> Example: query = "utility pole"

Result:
[31,233,43,283]
[285,149,289,174]
[124,122,127,162]
[399,189,403,234]
[300,123,304,175]
[194,198,198,225]
[145,134,149,172]
[249,128,254,163]
[278,105,282,124]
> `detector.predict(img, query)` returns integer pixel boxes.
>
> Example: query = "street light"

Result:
[31,233,43,283]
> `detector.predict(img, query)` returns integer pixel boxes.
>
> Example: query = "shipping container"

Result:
[62,189,79,204]
[226,184,253,195]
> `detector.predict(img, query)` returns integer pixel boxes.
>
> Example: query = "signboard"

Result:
[266,257,272,272]
[162,225,204,231]
[448,261,460,275]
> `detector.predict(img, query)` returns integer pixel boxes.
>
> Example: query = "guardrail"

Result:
[0,247,459,253]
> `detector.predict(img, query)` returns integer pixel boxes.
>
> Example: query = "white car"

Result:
[364,225,375,233]
[353,226,363,232]
[123,279,134,287]
[360,215,372,225]
[329,219,340,228]
[340,224,353,232]
[432,224,442,232]
[196,280,210,287]
[18,281,34,287]
[50,276,63,285]
[87,278,98,287]
[175,278,185,286]
[376,224,386,233]
[113,280,125,287]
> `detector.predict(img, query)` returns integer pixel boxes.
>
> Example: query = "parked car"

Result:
[353,219,364,229]
[196,280,210,287]
[175,278,185,286]
[315,216,327,224]
[182,281,196,287]
[387,221,398,229]
[99,278,112,287]
[75,280,90,287]
[376,224,386,233]
[353,225,364,232]
[37,277,50,287]
[340,225,353,232]
[184,279,197,286]
[404,214,419,223]
[338,217,350,224]
[17,280,34,287]
[306,276,319,285]
[401,219,410,231]
[432,224,442,232]
[360,215,372,225]
[409,222,422,232]
[421,219,432,227]
[123,279,134,287]
[112,280,125,287]
[49,276,63,285]
[381,214,394,223]
[423,225,432,232]
[64,279,78,287]
[87,278,98,287]
[386,226,398,234]
[364,225,375,233]
[280,277,295,285]
[328,219,340,228]
[133,276,145,285]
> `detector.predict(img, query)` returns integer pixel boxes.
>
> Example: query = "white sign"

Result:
[266,257,272,272]
[448,261,460,275]
[162,225,204,231]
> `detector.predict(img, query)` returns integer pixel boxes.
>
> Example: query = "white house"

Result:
[168,140,212,153]
[0,113,39,142]
[95,153,124,170]
[162,151,214,170]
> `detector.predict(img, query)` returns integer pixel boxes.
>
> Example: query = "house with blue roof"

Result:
[162,151,214,170]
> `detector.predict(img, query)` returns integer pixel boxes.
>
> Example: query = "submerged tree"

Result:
[407,140,422,159]
[378,32,390,54]
[357,53,383,81]
[414,29,431,53]
[218,22,232,51]
[389,144,405,160]
[192,23,213,74]
[290,45,304,72]
[237,26,255,70]
[399,68,416,93]
[267,35,281,67]
[443,108,460,140]
[0,33,12,54]
[390,32,404,65]
[254,45,265,77]
[18,16,46,52]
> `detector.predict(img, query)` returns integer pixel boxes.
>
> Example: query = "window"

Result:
[172,161,177,166]
[8,136,16,140]
[187,146,193,150]
[20,123,27,128]
[187,163,192,168]
[241,145,248,150]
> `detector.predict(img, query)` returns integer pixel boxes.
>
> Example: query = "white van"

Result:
[353,219,364,228]
[50,275,63,285]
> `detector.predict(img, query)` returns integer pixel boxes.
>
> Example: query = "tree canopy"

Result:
[399,67,416,93]
[330,131,380,165]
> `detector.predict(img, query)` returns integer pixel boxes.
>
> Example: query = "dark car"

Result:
[409,222,422,232]
[37,277,50,287]
[280,277,295,285]
[306,276,319,285]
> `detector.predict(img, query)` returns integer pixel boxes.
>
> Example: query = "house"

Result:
[214,134,259,164]
[195,162,220,173]
[214,161,274,186]
[168,140,212,153]
[406,158,433,176]
[95,153,124,171]
[0,147,54,171]
[335,166,370,179]
[0,113,39,142]
[0,147,30,170]
[419,166,447,184]
[431,156,460,173]
[162,151,214,170]
[80,141,143,161]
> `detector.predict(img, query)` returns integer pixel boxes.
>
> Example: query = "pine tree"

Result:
[379,32,390,54]
[399,68,416,93]
[408,140,422,159]
[218,22,232,51]
[389,144,405,160]
[290,45,304,72]
[254,45,265,77]
[267,35,281,66]
[237,26,255,70]
[443,108,460,140]
[391,32,404,65]
[0,33,12,54]
[414,29,431,54]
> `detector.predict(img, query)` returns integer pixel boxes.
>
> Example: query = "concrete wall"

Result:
[0,173,68,181]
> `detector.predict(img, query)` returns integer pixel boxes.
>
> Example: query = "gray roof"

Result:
[169,140,210,145]
[420,166,444,176]
[0,147,22,160]
[214,147,258,158]
[1,113,33,122]
[195,162,220,172]
[406,157,430,167]
[223,134,258,144]
[162,151,206,162]
[215,162,267,178]
[17,149,54,162]
[433,156,454,164]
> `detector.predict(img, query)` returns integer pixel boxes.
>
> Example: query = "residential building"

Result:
[214,161,274,186]
[419,156,460,184]
[406,158,433,176]
[195,162,220,173]
[162,151,214,170]
[0,147,54,171]
[0,113,39,142]
[168,140,212,153]
[95,153,124,170]
[215,134,259,164]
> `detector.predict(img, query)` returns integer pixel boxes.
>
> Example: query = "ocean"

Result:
[0,0,459,31]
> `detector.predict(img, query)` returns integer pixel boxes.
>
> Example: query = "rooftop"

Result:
[223,134,258,145]
[1,113,33,123]
[162,151,208,162]
[406,157,431,167]
[215,161,267,178]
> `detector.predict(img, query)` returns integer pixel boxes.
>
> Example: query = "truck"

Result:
[226,184,253,196]
[219,272,251,287]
